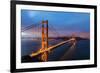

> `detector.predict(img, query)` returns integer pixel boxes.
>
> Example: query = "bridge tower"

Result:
[40,20,48,61]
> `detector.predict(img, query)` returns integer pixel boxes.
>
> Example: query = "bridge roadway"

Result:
[30,38,76,57]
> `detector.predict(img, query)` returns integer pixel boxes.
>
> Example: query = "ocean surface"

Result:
[21,39,90,62]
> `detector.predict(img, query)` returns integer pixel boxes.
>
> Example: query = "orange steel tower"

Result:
[40,20,48,61]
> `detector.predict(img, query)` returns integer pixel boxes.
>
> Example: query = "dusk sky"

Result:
[21,10,90,38]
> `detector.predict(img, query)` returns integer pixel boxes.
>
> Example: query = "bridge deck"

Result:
[30,38,76,57]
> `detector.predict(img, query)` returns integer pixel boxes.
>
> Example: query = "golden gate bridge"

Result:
[22,20,77,62]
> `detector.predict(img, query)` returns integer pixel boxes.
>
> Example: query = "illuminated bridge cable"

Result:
[22,22,41,32]
[48,24,60,37]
